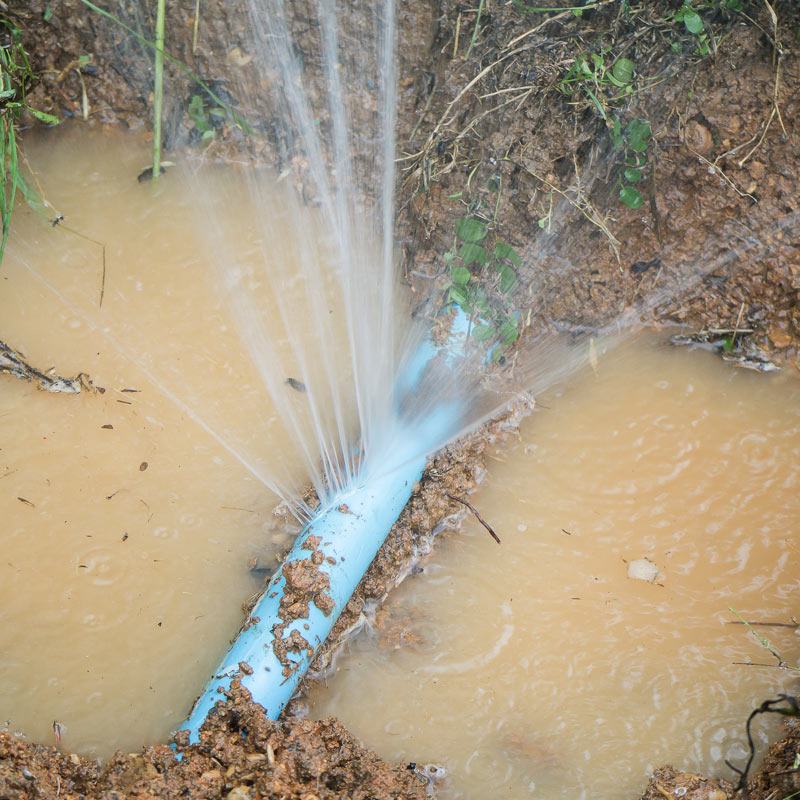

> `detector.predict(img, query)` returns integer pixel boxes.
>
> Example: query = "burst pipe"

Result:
[179,319,469,743]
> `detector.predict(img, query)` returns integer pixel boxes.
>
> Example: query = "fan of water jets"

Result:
[7,0,755,523]
[185,0,728,519]
[181,0,512,518]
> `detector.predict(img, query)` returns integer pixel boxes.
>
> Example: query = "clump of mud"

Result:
[0,682,430,800]
[640,766,734,800]
[639,718,800,800]
[297,407,526,686]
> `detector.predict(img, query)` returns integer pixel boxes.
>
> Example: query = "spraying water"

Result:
[2,0,793,766]
[8,0,755,522]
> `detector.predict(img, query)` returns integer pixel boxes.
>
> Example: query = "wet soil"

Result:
[399,1,800,367]
[6,0,800,798]
[1,682,430,800]
[639,718,800,800]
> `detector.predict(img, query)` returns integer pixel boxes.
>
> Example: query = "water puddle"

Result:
[308,336,800,799]
[0,125,352,756]
[3,127,799,790]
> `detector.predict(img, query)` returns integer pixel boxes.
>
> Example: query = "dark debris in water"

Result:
[669,329,780,373]
[0,340,97,394]
[137,166,166,183]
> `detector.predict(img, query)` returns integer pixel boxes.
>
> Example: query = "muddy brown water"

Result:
[2,128,799,797]
[0,125,357,756]
[308,336,800,799]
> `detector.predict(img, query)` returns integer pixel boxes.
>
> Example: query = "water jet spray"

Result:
[179,325,468,741]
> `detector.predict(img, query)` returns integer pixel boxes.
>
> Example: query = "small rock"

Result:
[226,787,252,800]
[627,558,660,583]
[684,120,714,155]
[226,46,253,67]
[768,326,793,349]
[747,160,766,181]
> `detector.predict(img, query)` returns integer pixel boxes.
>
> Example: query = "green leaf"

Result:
[27,107,59,125]
[626,119,651,153]
[15,171,47,216]
[188,95,206,120]
[619,185,644,209]
[459,243,487,265]
[455,217,488,243]
[683,9,703,34]
[449,285,469,307]
[610,119,624,152]
[450,266,471,285]
[584,86,607,120]
[493,241,521,267]
[78,54,91,64]
[623,167,642,183]
[472,324,494,341]
[499,265,517,292]
[611,58,634,86]
[500,319,519,345]
[443,251,454,264]
[43,5,53,21]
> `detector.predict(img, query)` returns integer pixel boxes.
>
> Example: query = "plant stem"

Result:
[192,0,200,55]
[152,0,166,185]
[464,0,483,61]
[77,0,252,134]
[0,120,19,263]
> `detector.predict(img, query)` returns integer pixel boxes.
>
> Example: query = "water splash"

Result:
[7,0,770,526]
[182,0,505,517]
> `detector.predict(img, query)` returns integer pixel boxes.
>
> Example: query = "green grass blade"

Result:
[152,0,165,184]
[0,121,19,263]
[464,0,483,61]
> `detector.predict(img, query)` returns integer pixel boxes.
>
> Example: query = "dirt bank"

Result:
[1,681,431,800]
[4,0,799,798]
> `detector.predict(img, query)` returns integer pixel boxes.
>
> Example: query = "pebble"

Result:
[627,558,660,583]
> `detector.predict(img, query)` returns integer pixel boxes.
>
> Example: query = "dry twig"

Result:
[446,493,501,544]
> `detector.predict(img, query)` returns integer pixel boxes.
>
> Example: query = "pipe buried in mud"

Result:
[180,383,462,743]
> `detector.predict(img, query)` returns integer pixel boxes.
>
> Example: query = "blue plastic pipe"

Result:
[180,400,459,742]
